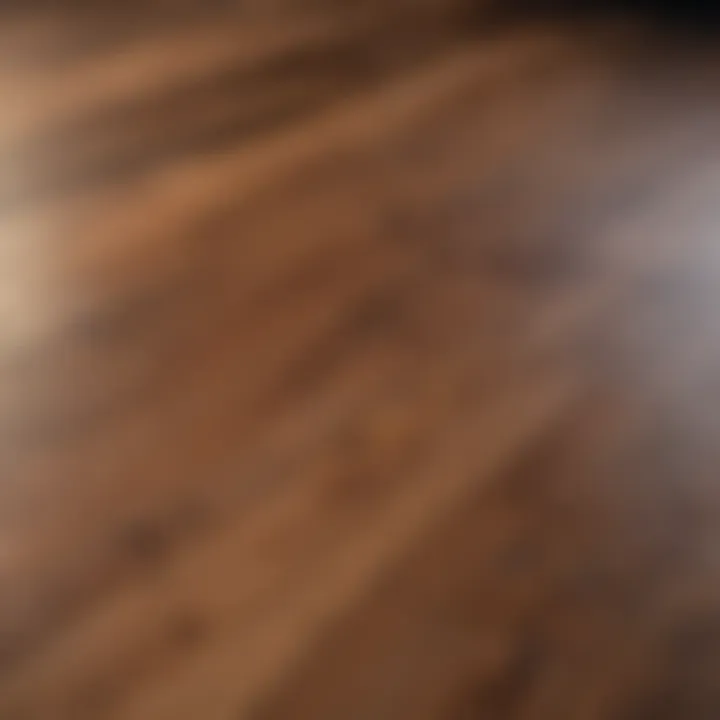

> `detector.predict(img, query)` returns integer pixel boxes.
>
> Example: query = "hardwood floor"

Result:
[2,3,720,718]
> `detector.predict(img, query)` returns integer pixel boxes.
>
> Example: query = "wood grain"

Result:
[2,3,720,718]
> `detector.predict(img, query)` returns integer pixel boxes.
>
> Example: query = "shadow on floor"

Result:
[472,0,720,36]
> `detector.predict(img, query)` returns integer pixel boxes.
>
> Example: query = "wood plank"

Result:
[2,4,720,719]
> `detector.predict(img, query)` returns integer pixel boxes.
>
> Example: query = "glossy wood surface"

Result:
[3,3,720,718]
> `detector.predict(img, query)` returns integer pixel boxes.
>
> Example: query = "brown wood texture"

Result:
[2,3,720,718]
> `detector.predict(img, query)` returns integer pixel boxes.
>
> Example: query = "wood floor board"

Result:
[2,3,720,719]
